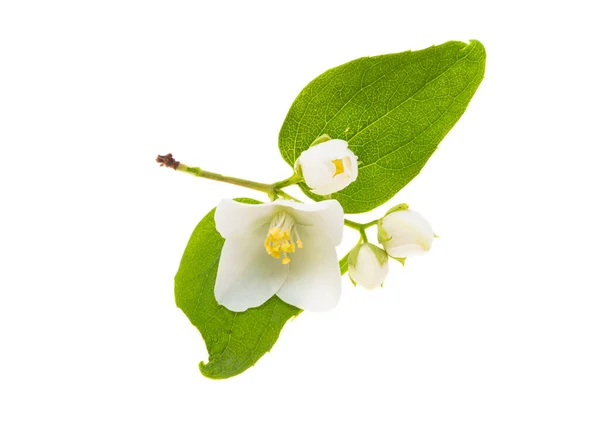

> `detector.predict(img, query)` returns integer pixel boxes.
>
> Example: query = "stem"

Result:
[343,219,363,231]
[179,164,275,193]
[359,228,368,243]
[344,218,379,243]
[362,219,379,229]
[156,153,303,199]
[275,190,302,202]
[273,173,303,190]
[344,219,378,230]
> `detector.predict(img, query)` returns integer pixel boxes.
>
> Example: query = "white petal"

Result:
[296,139,359,196]
[298,139,350,162]
[349,244,389,290]
[310,178,349,196]
[274,199,344,246]
[384,243,427,257]
[313,158,358,195]
[301,160,334,188]
[215,226,288,312]
[343,154,359,182]
[381,209,434,258]
[214,199,275,239]
[276,227,341,311]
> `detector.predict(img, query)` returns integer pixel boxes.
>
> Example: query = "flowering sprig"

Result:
[158,139,433,309]
[160,40,485,379]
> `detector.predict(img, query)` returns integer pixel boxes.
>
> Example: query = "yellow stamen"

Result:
[331,159,345,177]
[264,212,303,264]
[281,241,295,253]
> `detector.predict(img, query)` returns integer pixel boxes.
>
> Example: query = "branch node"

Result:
[156,153,180,170]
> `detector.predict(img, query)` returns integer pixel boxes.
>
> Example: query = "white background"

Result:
[1,1,599,421]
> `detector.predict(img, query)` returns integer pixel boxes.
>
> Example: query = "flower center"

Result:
[264,212,303,265]
[331,159,345,177]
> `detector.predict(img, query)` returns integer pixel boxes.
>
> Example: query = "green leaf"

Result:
[174,198,301,379]
[278,40,486,213]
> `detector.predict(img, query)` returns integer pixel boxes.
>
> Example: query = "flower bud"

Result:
[348,243,389,290]
[295,136,358,195]
[377,204,434,258]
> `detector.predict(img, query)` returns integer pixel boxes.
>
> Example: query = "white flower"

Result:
[378,205,434,258]
[295,138,358,195]
[214,199,344,312]
[348,243,389,290]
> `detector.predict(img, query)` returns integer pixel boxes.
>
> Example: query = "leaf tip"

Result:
[199,360,222,380]
[463,39,486,59]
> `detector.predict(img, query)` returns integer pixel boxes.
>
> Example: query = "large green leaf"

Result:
[174,198,301,379]
[279,40,486,213]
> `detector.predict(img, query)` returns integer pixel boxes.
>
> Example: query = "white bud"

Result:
[295,137,358,195]
[378,205,434,258]
[348,243,389,290]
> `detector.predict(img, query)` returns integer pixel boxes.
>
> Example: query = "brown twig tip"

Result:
[156,153,180,170]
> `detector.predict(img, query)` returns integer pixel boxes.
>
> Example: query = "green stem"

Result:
[272,173,303,190]
[359,228,368,243]
[275,190,302,202]
[178,164,275,194]
[344,219,378,230]
[343,219,363,231]
[156,153,304,199]
[362,219,379,229]
[344,218,379,243]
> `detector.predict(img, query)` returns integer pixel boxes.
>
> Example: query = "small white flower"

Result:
[348,243,389,290]
[295,138,358,195]
[214,199,344,312]
[378,205,434,258]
